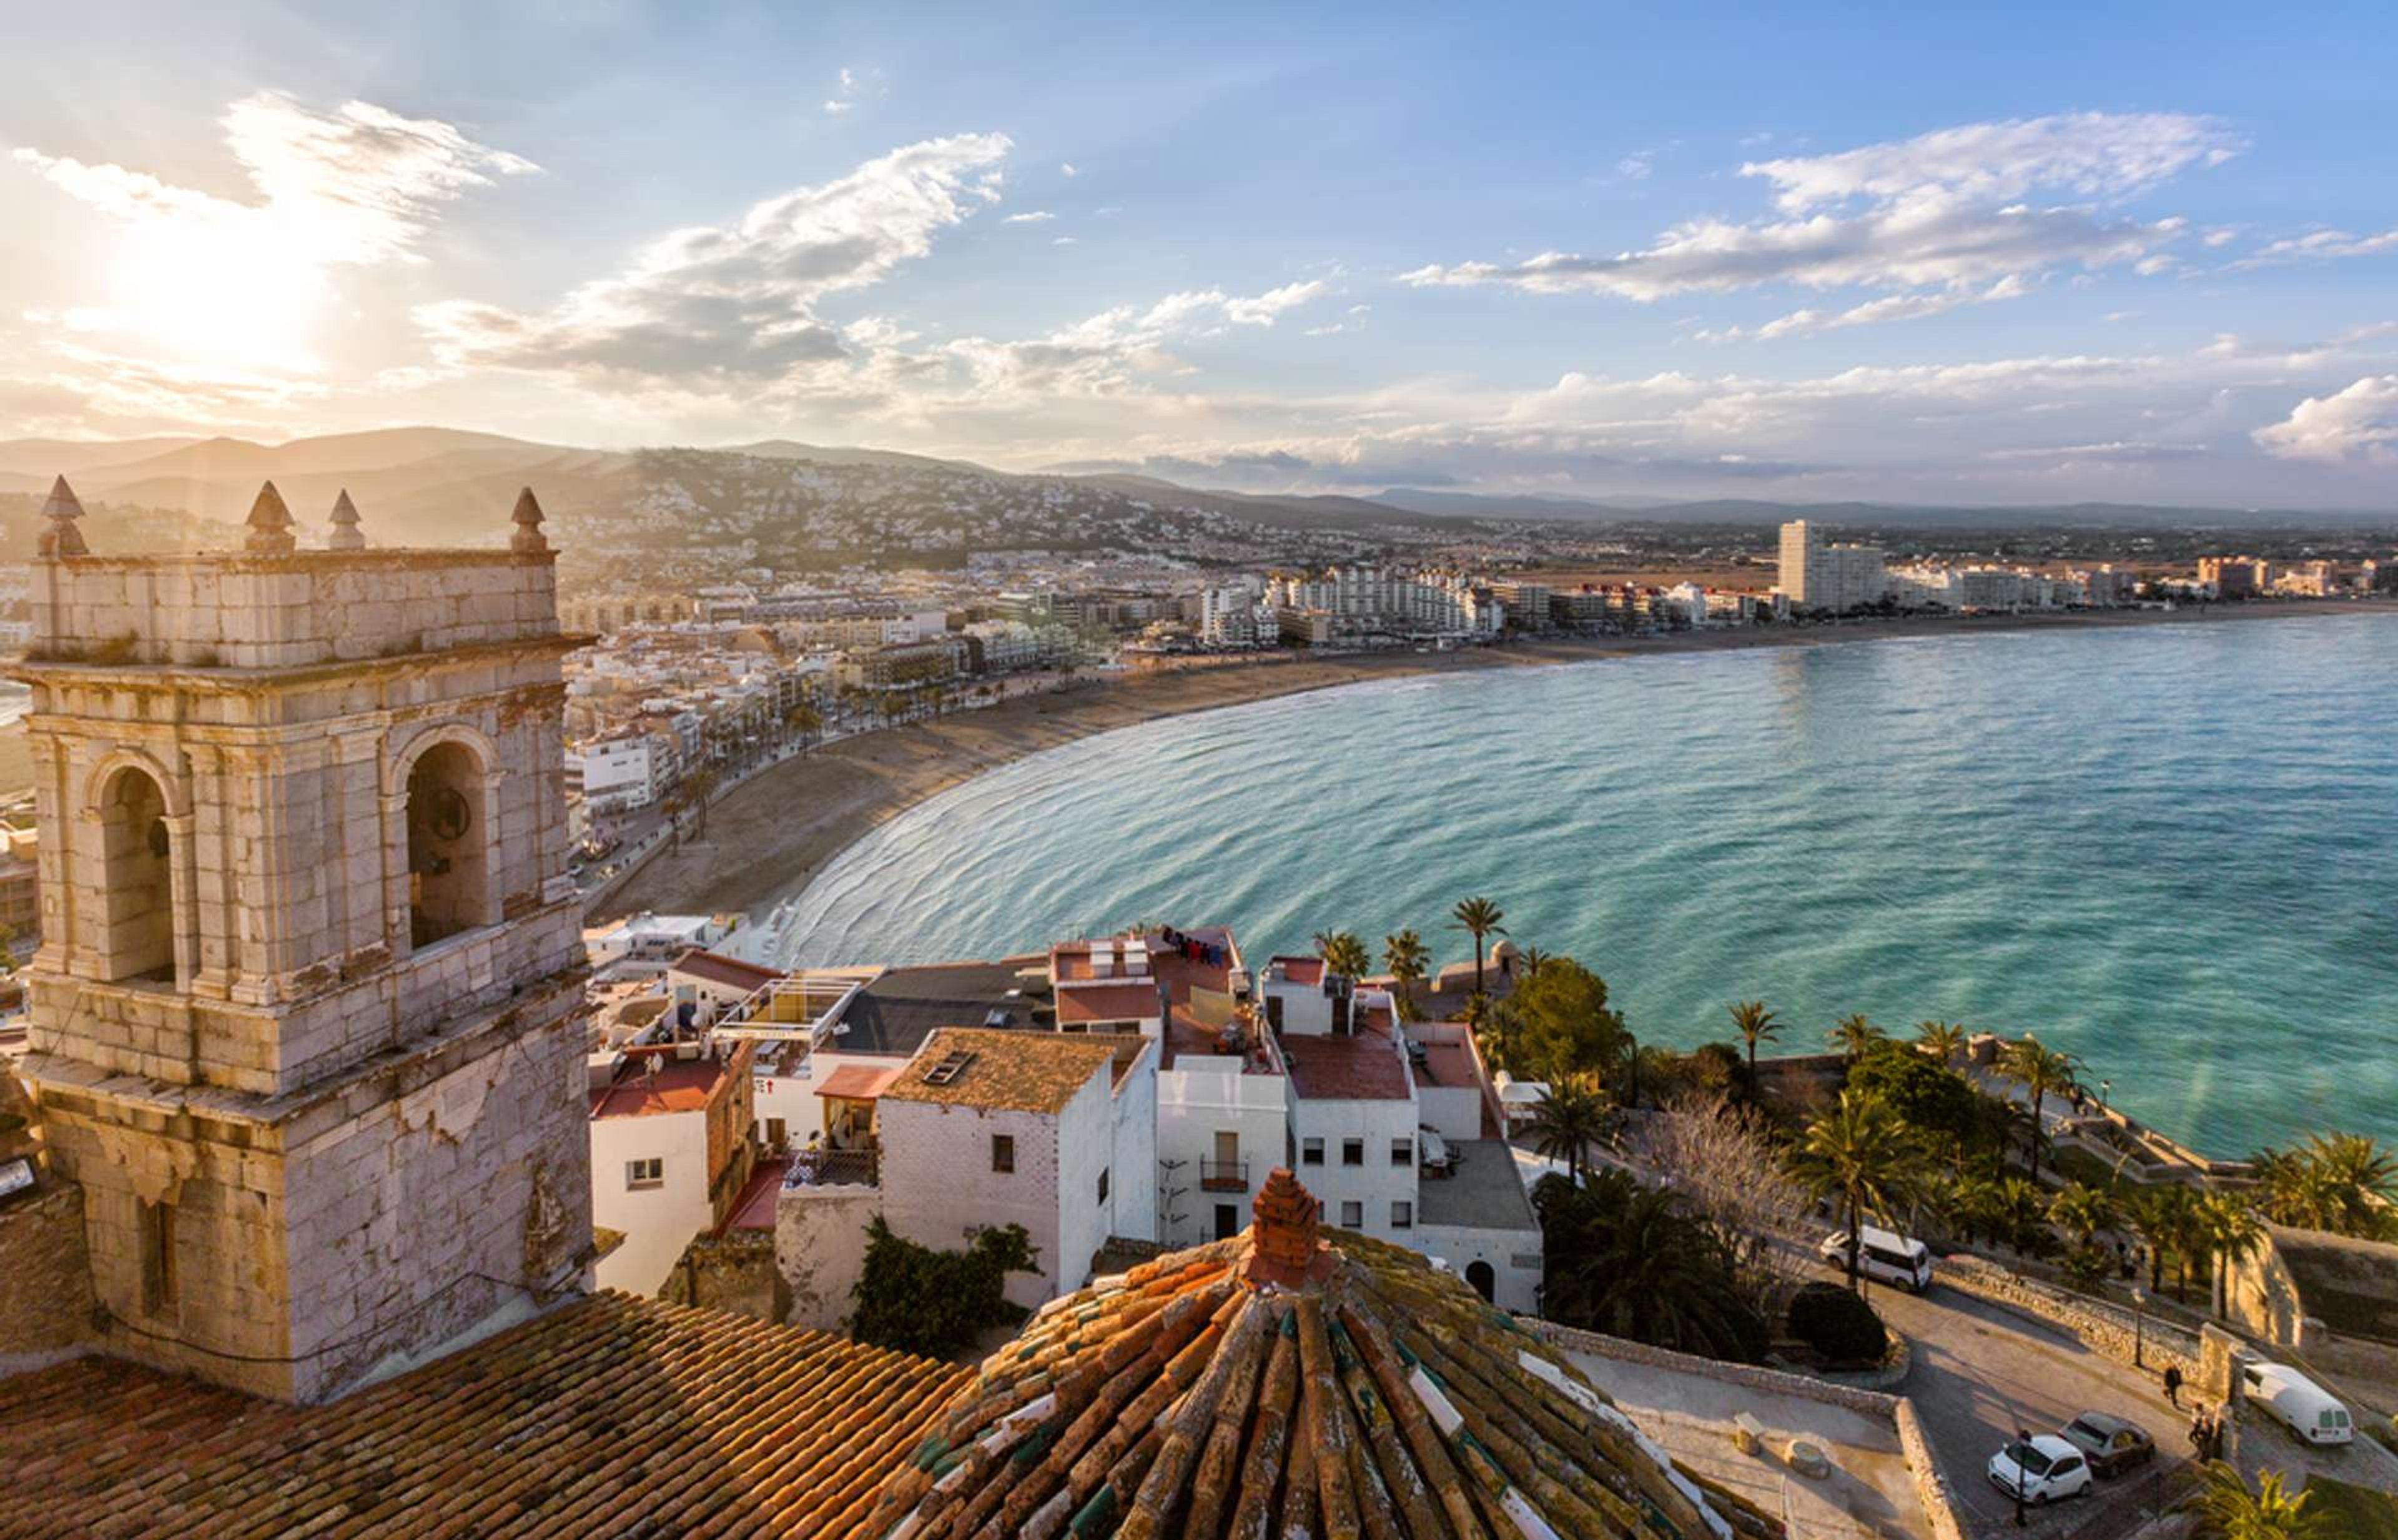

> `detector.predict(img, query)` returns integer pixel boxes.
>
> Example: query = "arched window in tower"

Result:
[97,766,176,984]
[406,741,490,947]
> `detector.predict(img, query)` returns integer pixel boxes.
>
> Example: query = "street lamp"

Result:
[2132,1284,2148,1371]
[2099,1078,2112,1113]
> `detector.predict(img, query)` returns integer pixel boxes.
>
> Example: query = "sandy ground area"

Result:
[598,598,2386,922]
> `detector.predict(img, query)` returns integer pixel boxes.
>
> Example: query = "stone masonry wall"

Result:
[660,1232,782,1323]
[777,1185,882,1333]
[29,553,557,669]
[1940,1253,2202,1386]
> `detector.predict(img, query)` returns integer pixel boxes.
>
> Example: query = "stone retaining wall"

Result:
[1524,1319,1973,1540]
[0,1180,96,1366]
[1940,1254,2201,1384]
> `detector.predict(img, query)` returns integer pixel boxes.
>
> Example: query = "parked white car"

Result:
[2243,1361,2355,1446]
[1816,1223,1935,1292]
[1988,1434,2095,1506]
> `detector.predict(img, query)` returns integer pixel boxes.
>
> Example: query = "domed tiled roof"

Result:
[869,1170,1749,1540]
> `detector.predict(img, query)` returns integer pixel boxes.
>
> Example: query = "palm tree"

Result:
[1786,1090,1925,1291]
[2260,1132,2398,1240]
[1525,1077,1610,1189]
[1449,897,1507,999]
[1467,992,1521,1074]
[1317,932,1369,982]
[1381,929,1430,1020]
[2050,1182,2116,1258]
[1915,1019,1968,1062]
[1536,1169,1764,1361]
[1516,945,1550,982]
[1728,1000,1782,1078]
[1996,1035,2081,1184]
[1827,1013,1887,1065]
[2199,1191,2264,1320]
[2178,1460,2330,1539]
[1991,1175,2052,1256]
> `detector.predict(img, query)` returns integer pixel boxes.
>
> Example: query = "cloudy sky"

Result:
[4,2,2395,505]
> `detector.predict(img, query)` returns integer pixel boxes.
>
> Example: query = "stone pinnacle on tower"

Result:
[510,486,548,554]
[37,475,88,558]
[326,488,365,551]
[245,480,297,555]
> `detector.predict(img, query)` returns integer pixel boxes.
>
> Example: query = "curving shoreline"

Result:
[596,598,2389,925]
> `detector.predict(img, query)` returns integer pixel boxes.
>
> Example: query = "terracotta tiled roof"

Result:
[588,1055,724,1118]
[1055,979,1167,1023]
[816,1063,902,1102]
[672,947,784,992]
[1279,1029,1413,1102]
[881,1027,1146,1116]
[0,1291,969,1539]
[866,1169,1742,1539]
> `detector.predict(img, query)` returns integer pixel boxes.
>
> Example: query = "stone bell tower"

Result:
[12,480,593,1401]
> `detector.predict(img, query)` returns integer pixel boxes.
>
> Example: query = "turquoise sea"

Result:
[780,613,2398,1157]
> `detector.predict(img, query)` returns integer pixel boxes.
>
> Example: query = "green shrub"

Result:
[1787,1281,1889,1365]
[849,1216,1039,1360]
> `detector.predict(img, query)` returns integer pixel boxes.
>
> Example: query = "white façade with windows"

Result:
[590,1107,713,1295]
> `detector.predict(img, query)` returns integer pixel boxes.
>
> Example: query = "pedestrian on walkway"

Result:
[2163,1363,2183,1408]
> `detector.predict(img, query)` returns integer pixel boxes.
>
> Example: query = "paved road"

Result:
[1862,1264,2189,1538]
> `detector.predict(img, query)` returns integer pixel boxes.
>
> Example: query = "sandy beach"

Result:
[598,597,2389,922]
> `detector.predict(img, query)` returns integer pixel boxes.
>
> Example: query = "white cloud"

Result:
[12,90,533,267]
[1739,112,2237,214]
[1224,280,1326,325]
[1403,112,2233,330]
[1053,236,1078,246]
[1060,162,1079,177]
[1003,210,1056,224]
[418,133,1010,387]
[823,65,882,115]
[2253,375,2398,462]
[1616,152,1654,180]
[2236,227,2398,267]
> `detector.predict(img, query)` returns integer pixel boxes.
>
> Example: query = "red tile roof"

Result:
[671,947,783,992]
[1270,955,1326,986]
[815,1064,900,1102]
[1278,1030,1412,1101]
[0,1292,968,1540]
[1055,979,1165,1023]
[721,1155,789,1235]
[588,1056,724,1118]
[862,1184,1738,1539]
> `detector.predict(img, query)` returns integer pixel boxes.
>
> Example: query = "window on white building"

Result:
[1390,1137,1413,1167]
[1342,1138,1364,1167]
[992,1134,1015,1173]
[1301,1137,1324,1165]
[1097,1168,1110,1205]
[1391,1200,1413,1230]
[1340,1200,1363,1228]
[626,1157,664,1189]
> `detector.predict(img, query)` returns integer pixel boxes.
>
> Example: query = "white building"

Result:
[872,1027,1158,1310]
[575,730,670,813]
[1198,581,1265,646]
[588,1038,756,1296]
[1777,520,1887,614]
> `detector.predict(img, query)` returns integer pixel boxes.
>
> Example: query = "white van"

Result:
[2242,1361,2354,1446]
[1817,1224,1935,1292]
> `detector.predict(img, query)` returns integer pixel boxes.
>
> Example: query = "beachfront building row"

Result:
[633,921,1545,1324]
[1265,563,1508,646]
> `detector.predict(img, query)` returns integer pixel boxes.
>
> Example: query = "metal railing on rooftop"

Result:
[783,1147,879,1188]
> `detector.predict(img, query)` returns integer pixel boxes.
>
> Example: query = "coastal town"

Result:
[0,484,2391,1539]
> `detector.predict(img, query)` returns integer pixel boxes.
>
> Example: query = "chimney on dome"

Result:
[245,480,297,555]
[1245,1167,1330,1288]
[37,475,87,558]
[325,488,365,550]
[510,486,548,554]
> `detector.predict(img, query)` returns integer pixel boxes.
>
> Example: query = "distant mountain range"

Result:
[0,427,2386,561]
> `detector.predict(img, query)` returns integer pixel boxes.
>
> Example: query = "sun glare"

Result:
[97,214,330,375]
